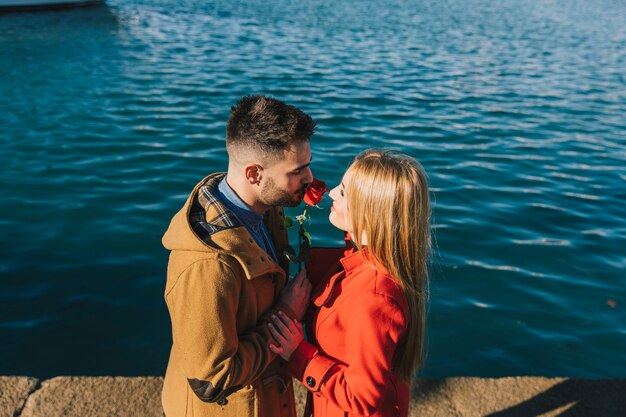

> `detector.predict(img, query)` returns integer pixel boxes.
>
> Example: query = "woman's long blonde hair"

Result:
[346,149,430,381]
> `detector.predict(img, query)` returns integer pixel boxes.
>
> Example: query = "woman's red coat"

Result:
[287,240,410,417]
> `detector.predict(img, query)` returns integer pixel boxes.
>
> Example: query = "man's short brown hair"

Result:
[226,95,316,159]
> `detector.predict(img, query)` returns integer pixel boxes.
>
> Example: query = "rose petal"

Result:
[304,178,327,206]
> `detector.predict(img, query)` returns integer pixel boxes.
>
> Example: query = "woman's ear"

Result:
[244,163,263,185]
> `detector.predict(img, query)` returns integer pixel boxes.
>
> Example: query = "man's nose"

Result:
[302,167,314,184]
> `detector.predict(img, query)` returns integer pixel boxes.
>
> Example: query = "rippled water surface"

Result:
[1,0,625,378]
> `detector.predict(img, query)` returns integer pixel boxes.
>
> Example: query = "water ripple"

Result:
[1,0,625,378]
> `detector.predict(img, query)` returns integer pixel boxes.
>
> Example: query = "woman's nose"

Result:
[328,186,338,200]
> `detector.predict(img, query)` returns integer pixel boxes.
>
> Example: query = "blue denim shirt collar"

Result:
[216,176,264,229]
[215,176,278,262]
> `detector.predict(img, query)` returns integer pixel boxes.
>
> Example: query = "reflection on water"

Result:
[1,0,625,378]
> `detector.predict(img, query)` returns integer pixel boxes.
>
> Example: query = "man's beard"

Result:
[260,177,305,207]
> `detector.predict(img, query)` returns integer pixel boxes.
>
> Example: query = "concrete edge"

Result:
[0,376,40,417]
[3,376,625,417]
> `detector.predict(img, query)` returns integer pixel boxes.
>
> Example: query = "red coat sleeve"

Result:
[288,293,407,416]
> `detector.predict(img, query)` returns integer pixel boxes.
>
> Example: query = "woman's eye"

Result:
[340,189,344,197]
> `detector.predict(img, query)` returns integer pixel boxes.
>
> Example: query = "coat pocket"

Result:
[189,384,256,417]
[223,384,256,416]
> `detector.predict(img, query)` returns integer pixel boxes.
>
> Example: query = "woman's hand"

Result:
[268,311,304,361]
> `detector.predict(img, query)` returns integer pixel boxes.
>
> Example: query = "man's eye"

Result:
[292,170,301,175]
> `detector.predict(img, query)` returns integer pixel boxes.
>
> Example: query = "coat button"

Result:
[245,260,251,266]
[217,398,228,406]
[260,256,265,262]
[306,376,315,387]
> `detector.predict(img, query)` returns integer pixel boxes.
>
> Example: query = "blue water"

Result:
[1,0,625,379]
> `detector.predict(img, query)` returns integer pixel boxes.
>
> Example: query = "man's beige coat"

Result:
[161,173,297,417]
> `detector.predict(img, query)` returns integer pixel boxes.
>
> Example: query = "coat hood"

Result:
[162,172,288,280]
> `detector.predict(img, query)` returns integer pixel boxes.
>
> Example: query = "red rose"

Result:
[303,179,327,206]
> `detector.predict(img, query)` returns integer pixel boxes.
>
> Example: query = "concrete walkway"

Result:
[1,376,625,417]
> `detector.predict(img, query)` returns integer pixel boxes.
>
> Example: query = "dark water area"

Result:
[1,0,625,378]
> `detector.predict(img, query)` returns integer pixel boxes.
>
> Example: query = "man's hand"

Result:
[279,268,312,320]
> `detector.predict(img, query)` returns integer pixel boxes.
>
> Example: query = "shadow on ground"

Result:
[486,379,626,417]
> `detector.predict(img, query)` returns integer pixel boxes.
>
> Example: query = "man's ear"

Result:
[244,163,263,185]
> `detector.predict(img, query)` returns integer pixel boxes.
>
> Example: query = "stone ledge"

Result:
[18,376,163,417]
[0,376,39,417]
[1,376,624,417]
[408,377,626,416]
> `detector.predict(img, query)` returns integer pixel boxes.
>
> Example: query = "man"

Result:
[161,95,315,417]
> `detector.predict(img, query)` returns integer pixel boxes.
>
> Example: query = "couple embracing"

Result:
[161,95,430,417]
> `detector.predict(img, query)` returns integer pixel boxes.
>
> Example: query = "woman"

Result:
[268,149,431,417]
